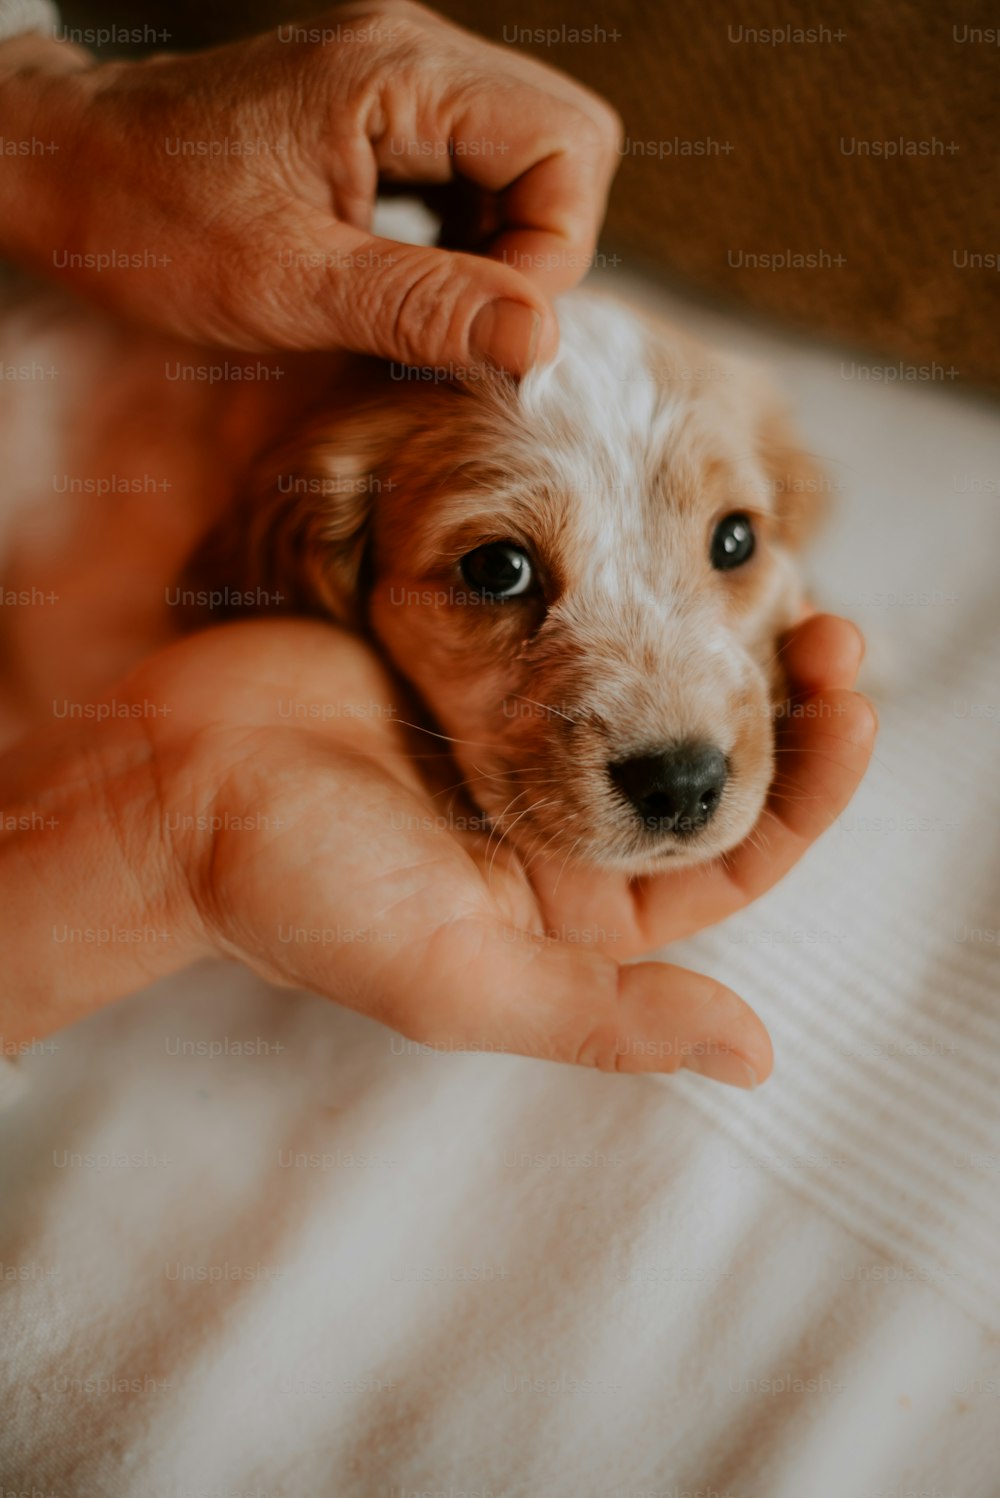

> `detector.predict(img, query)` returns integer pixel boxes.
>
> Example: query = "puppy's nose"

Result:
[609,742,728,837]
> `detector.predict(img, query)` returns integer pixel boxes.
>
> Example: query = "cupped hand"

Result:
[0,1,621,370]
[114,612,874,1088]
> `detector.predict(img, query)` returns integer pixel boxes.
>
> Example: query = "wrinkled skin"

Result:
[0,1,622,369]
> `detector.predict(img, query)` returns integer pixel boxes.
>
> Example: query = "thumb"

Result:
[303,233,561,374]
[366,916,773,1087]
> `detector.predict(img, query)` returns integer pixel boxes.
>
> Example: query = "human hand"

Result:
[1,613,872,1086]
[0,1,621,371]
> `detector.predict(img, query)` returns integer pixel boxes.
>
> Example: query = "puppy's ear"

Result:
[756,399,830,551]
[185,398,406,628]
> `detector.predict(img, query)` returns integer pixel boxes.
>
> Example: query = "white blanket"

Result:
[2,264,999,1498]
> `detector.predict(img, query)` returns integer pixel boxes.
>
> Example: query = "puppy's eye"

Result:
[711,513,756,570]
[460,542,534,599]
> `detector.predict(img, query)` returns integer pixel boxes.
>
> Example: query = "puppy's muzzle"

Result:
[609,741,729,840]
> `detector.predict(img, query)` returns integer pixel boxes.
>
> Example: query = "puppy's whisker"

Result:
[768,775,822,798]
[386,716,504,751]
[758,636,805,676]
[430,770,560,804]
[470,768,562,784]
[519,821,574,878]
[736,825,770,860]
[481,786,543,862]
[551,835,584,897]
[430,768,561,818]
[486,797,555,885]
[769,747,862,763]
[505,694,579,726]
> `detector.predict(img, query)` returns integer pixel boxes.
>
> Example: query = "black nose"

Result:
[609,742,728,838]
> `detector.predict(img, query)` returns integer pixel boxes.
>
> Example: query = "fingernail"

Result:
[469,299,541,374]
[683,1052,759,1090]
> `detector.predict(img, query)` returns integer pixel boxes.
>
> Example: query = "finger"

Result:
[373,103,621,296]
[295,226,560,372]
[373,916,772,1086]
[356,27,622,295]
[479,141,621,296]
[757,688,878,849]
[781,612,865,694]
[631,688,877,945]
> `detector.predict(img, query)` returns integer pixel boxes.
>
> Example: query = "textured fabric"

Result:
[2,263,999,1495]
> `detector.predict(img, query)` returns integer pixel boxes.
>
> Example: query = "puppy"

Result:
[190,293,822,873]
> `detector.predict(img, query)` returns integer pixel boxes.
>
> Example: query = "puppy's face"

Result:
[223,296,820,872]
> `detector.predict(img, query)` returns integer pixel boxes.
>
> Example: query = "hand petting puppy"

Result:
[0,1,621,371]
[0,5,874,1087]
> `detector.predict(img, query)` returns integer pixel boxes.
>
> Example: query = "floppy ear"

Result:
[183,396,407,629]
[756,398,831,551]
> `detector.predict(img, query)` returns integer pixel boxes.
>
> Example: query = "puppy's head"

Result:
[217,295,823,872]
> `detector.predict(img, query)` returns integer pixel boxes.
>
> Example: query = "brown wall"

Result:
[438,0,1000,389]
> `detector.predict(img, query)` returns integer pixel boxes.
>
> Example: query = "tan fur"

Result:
[190,292,820,873]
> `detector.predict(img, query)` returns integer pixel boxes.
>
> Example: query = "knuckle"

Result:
[386,259,465,364]
[342,0,429,39]
[579,101,624,161]
[394,994,465,1054]
[394,1008,436,1049]
[688,976,732,1022]
[600,102,626,155]
[384,921,468,1046]
[570,1016,624,1073]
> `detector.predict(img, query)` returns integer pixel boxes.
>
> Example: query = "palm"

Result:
[138,614,873,1080]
